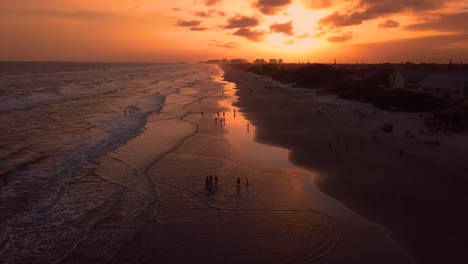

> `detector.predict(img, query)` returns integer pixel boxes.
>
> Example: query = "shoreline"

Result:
[222,65,468,264]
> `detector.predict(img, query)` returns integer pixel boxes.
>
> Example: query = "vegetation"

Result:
[235,63,453,112]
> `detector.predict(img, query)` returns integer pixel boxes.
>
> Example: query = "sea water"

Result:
[0,62,224,262]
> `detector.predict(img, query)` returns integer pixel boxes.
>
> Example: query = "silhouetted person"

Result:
[124,110,127,115]
[223,112,225,117]
[201,112,204,117]
[237,177,240,187]
[215,117,217,124]
[250,89,252,93]
[246,179,249,187]
[328,142,332,149]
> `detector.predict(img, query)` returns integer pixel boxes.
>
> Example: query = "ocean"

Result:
[0,62,226,262]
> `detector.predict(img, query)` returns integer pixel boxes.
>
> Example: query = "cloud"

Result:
[218,11,226,16]
[378,19,400,28]
[233,28,265,41]
[284,39,298,45]
[172,7,182,12]
[350,33,468,62]
[270,21,294,35]
[405,12,468,32]
[193,10,216,18]
[209,40,240,48]
[224,15,260,29]
[327,32,353,42]
[177,19,202,27]
[203,0,222,6]
[296,33,310,38]
[190,27,208,31]
[318,0,451,28]
[302,0,333,9]
[253,0,292,15]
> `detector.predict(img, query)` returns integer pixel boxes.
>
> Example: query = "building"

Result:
[269,59,277,64]
[418,73,468,100]
[390,70,432,90]
[278,59,283,64]
[391,69,468,100]
[254,59,266,64]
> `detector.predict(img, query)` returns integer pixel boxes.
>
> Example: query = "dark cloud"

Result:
[253,0,292,15]
[190,27,208,31]
[172,7,183,12]
[405,12,468,32]
[318,0,451,28]
[378,19,400,28]
[233,28,265,41]
[218,11,226,16]
[327,32,353,42]
[193,9,216,18]
[209,40,240,48]
[302,0,333,9]
[224,15,260,29]
[177,19,202,27]
[270,21,294,35]
[350,33,468,62]
[203,0,222,6]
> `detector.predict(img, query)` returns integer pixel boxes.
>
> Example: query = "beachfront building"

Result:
[269,59,277,64]
[390,69,431,90]
[418,73,468,100]
[391,69,468,100]
[254,59,266,64]
[278,59,283,64]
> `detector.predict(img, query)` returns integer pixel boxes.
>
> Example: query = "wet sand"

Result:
[222,65,468,264]
[108,68,412,263]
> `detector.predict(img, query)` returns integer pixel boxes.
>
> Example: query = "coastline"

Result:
[222,65,468,264]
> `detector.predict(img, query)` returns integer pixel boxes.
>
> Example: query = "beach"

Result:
[222,65,468,264]
[2,62,464,263]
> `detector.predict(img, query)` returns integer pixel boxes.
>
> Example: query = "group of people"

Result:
[330,134,405,157]
[206,175,218,187]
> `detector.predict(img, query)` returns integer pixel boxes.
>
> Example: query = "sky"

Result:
[0,0,467,63]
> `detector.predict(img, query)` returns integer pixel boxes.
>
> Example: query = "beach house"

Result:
[391,69,468,100]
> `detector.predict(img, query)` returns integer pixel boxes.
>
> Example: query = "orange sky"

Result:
[0,0,467,63]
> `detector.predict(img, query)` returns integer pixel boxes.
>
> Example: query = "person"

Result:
[215,175,218,185]
[223,112,225,117]
[328,142,332,149]
[237,177,240,187]
[215,117,217,124]
[246,179,249,187]
[124,110,127,115]
[201,111,204,117]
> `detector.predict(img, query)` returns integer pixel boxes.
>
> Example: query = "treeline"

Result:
[235,63,453,112]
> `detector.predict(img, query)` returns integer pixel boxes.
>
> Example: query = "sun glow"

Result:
[263,2,325,53]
